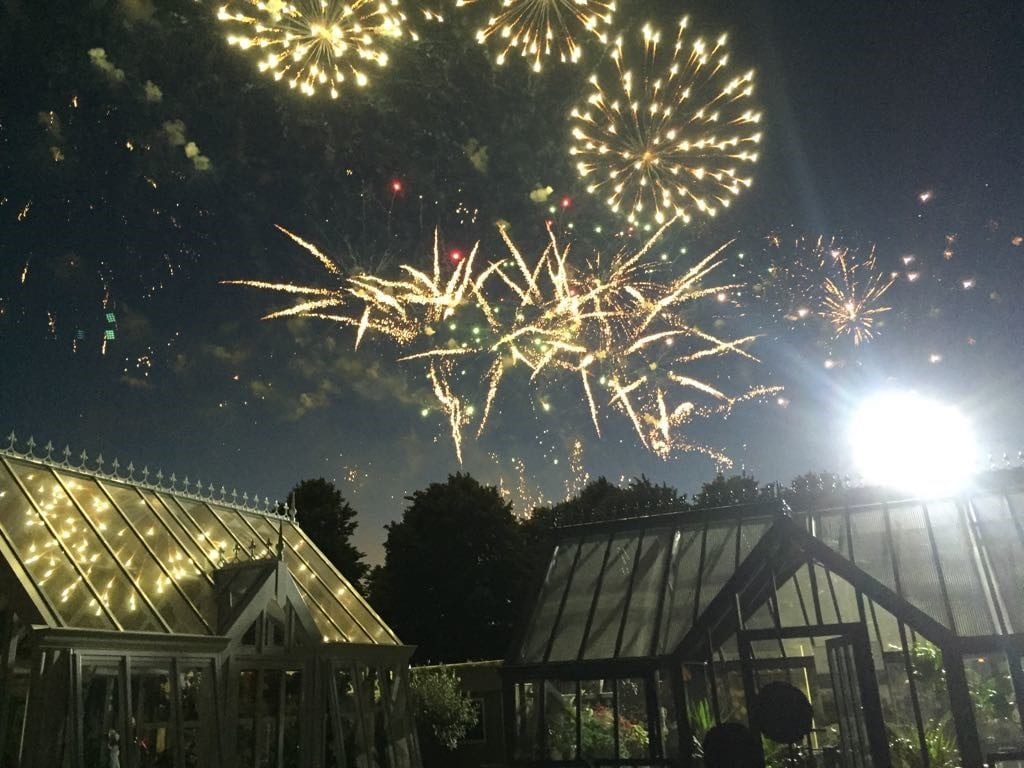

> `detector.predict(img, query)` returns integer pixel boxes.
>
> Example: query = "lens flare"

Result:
[850,391,978,496]
[570,17,762,229]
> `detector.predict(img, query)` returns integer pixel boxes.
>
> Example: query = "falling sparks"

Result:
[217,0,408,99]
[569,17,762,230]
[820,243,895,345]
[456,0,615,72]
[227,220,778,463]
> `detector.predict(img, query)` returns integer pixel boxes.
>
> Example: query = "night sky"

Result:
[2,0,1022,561]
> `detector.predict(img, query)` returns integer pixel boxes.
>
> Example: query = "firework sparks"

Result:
[756,235,895,345]
[456,0,615,71]
[227,221,778,463]
[217,0,407,99]
[570,18,762,229]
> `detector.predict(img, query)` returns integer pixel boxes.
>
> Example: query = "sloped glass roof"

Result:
[0,454,398,645]
[515,508,775,664]
[514,487,1024,665]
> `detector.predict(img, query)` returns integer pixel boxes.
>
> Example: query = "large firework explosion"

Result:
[217,0,408,98]
[226,221,779,463]
[455,0,616,72]
[570,18,762,230]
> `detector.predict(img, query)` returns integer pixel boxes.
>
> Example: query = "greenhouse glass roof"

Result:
[513,486,1024,665]
[0,452,398,645]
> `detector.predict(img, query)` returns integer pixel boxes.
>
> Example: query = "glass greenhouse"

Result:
[503,487,1024,767]
[0,445,420,768]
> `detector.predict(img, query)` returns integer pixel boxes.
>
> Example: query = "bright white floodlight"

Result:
[850,390,978,496]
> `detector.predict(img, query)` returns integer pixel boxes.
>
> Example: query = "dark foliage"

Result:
[370,473,532,662]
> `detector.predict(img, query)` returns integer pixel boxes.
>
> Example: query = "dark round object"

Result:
[702,722,764,768]
[752,681,814,744]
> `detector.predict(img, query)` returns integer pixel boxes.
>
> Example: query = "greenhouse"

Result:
[503,486,1024,767]
[0,445,420,768]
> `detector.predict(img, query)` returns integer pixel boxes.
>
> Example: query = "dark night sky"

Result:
[1,0,1022,560]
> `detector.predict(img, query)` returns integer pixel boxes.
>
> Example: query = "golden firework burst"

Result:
[226,221,778,464]
[217,0,407,98]
[455,0,616,72]
[570,18,762,229]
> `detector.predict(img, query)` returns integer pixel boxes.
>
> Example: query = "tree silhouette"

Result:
[370,473,531,662]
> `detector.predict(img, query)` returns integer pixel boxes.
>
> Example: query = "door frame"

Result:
[737,622,890,767]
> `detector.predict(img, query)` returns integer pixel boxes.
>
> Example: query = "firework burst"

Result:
[757,235,896,345]
[226,221,778,464]
[217,0,408,98]
[455,0,615,72]
[570,18,762,229]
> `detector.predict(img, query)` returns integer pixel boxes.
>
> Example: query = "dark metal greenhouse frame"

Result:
[502,488,1024,767]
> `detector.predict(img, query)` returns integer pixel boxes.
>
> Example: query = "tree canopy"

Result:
[370,472,533,662]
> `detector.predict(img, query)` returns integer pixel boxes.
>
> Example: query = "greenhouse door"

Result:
[825,633,888,768]
[737,624,889,768]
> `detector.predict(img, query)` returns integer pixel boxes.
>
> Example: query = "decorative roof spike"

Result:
[156,469,164,486]
[43,441,54,461]
[126,461,135,480]
[62,446,72,466]
[219,485,227,501]
[182,477,191,493]
[95,453,105,473]
[208,483,216,499]
[141,466,150,483]
[242,491,250,506]
[169,473,177,490]
[5,432,15,451]
[79,450,89,467]
[231,488,238,504]
[26,436,36,456]
[111,458,121,477]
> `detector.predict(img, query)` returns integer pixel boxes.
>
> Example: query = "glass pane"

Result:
[888,502,951,628]
[816,511,851,558]
[847,506,897,593]
[11,463,162,631]
[128,660,173,768]
[619,531,671,658]
[61,474,207,635]
[243,513,368,643]
[965,653,1024,758]
[100,481,215,630]
[331,667,362,768]
[237,670,257,768]
[513,682,539,761]
[929,500,996,635]
[547,536,608,662]
[180,662,216,768]
[165,495,248,565]
[655,669,679,759]
[519,542,578,663]
[355,666,387,768]
[258,669,282,768]
[617,678,650,759]
[974,494,1024,633]
[285,522,393,643]
[139,490,219,571]
[282,671,302,768]
[581,533,640,660]
[659,528,703,653]
[384,667,416,768]
[579,680,614,760]
[544,680,577,760]
[0,463,111,629]
[696,522,740,617]
[83,661,124,768]
[737,519,770,563]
